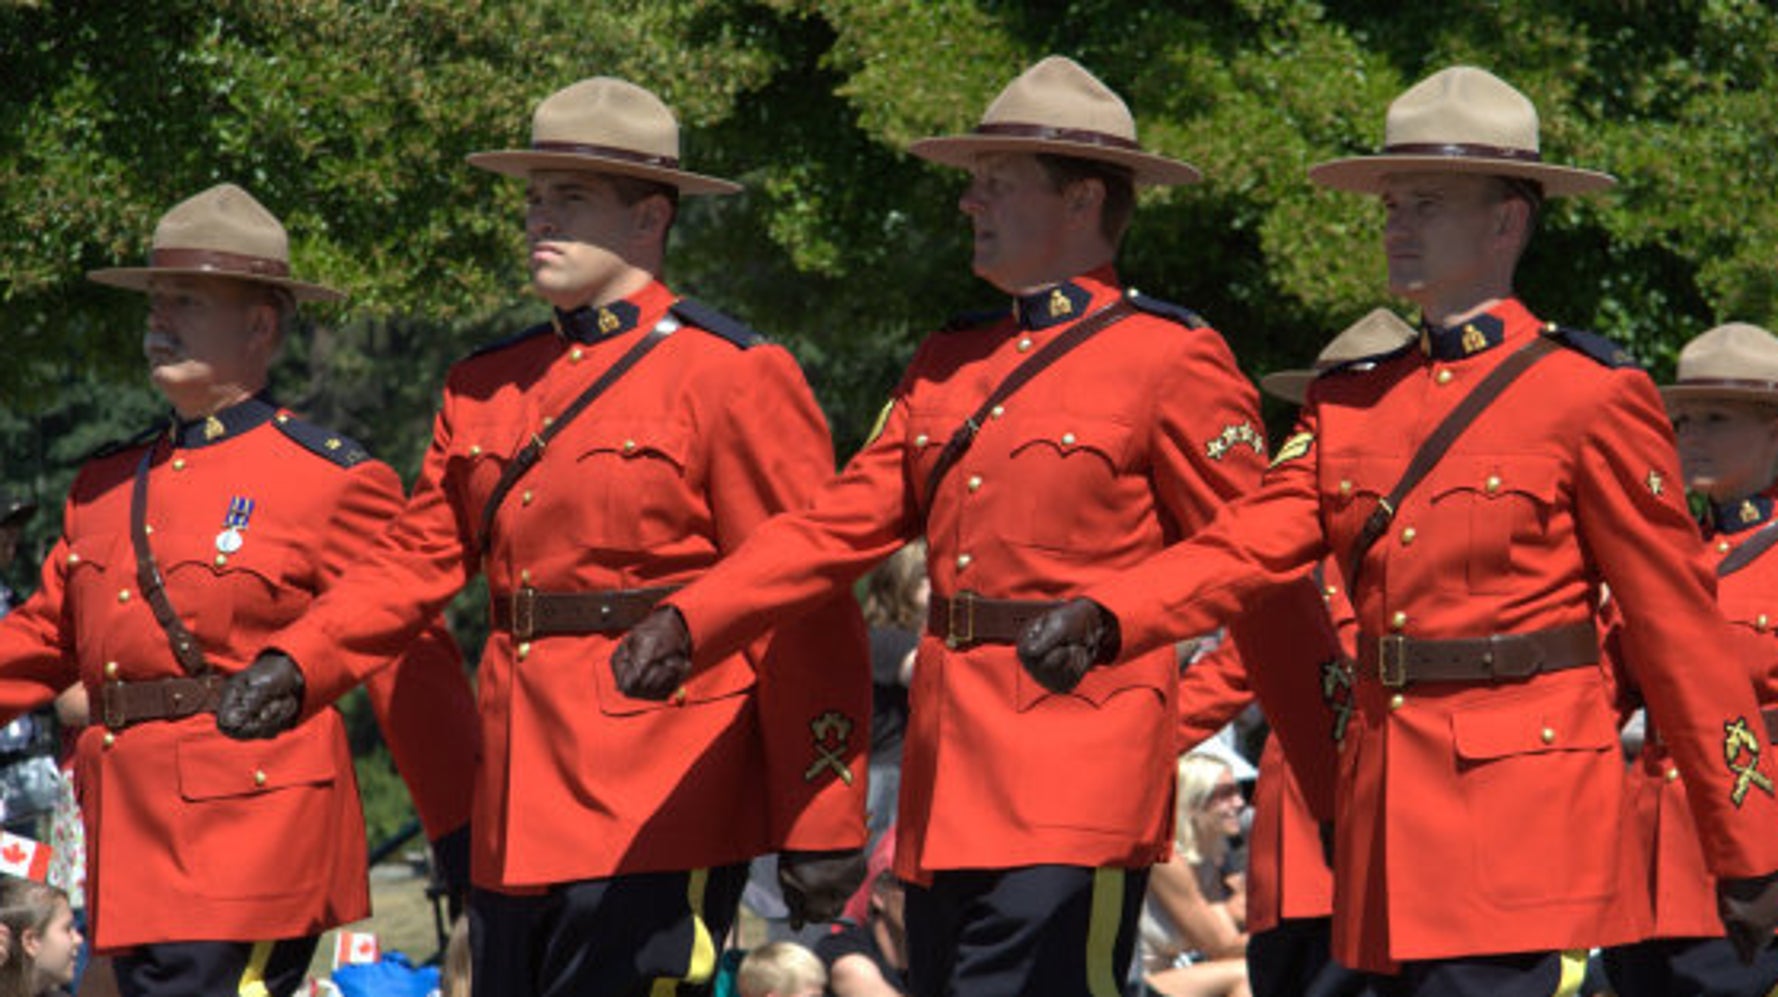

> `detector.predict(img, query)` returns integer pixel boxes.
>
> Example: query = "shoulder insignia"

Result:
[81,421,167,464]
[466,321,552,360]
[272,414,374,468]
[1269,430,1314,469]
[1317,341,1418,380]
[1544,323,1641,369]
[1125,290,1206,329]
[670,298,765,349]
[940,307,1009,333]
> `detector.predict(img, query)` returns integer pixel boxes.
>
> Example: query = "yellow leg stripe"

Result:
[237,940,274,997]
[651,867,718,996]
[1086,868,1125,997]
[1764,983,1778,997]
[1552,949,1588,997]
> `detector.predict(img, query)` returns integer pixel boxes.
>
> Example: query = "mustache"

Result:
[143,332,182,358]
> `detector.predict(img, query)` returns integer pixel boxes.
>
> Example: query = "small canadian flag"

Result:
[331,930,380,969]
[0,830,52,882]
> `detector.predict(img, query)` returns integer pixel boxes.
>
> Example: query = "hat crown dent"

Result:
[531,77,680,161]
[1386,66,1541,154]
[1315,308,1417,369]
[153,183,289,261]
[981,56,1137,141]
[1677,323,1778,384]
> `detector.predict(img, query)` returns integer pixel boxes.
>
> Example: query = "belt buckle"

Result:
[511,587,536,642]
[101,682,128,730]
[947,591,977,649]
[1377,634,1409,688]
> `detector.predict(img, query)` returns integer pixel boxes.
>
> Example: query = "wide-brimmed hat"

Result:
[1261,308,1417,405]
[0,490,35,528]
[908,56,1201,186]
[89,184,344,302]
[467,77,740,196]
[1660,323,1778,407]
[1308,66,1615,198]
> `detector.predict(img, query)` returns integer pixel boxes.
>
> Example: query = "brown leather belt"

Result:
[489,585,681,640]
[1358,621,1598,689]
[100,674,227,730]
[926,591,1063,649]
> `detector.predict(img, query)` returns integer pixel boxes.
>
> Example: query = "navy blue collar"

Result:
[170,395,278,449]
[1012,281,1093,331]
[1709,494,1777,536]
[1420,312,1506,361]
[552,300,641,344]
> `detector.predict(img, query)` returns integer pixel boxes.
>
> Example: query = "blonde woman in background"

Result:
[1138,752,1251,997]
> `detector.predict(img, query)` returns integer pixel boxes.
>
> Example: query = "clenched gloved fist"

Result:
[610,606,692,701]
[216,651,305,740]
[779,848,869,929]
[1016,597,1120,694]
[1718,868,1778,963]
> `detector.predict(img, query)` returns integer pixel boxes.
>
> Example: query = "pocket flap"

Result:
[177,725,337,801]
[593,651,757,716]
[1451,679,1617,761]
[1005,415,1134,466]
[1428,454,1563,504]
[575,418,691,468]
[66,533,117,572]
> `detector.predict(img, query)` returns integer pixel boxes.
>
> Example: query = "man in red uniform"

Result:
[1019,66,1778,995]
[0,183,477,997]
[1602,322,1778,996]
[214,77,871,997]
[611,56,1341,996]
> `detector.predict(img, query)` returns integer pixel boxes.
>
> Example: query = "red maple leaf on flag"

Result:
[1,842,24,864]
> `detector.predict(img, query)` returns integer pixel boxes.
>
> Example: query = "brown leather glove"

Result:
[215,651,306,740]
[1016,597,1120,694]
[779,848,869,929]
[1718,868,1778,963]
[610,606,692,701]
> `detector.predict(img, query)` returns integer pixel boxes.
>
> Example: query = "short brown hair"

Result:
[1036,154,1136,244]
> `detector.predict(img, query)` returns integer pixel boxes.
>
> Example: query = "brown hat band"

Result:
[973,122,1143,152]
[532,140,681,169]
[1677,377,1778,392]
[151,248,291,278]
[1382,142,1544,163]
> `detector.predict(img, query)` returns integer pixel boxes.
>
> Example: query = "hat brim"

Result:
[87,267,345,303]
[1660,383,1778,408]
[1259,369,1315,406]
[0,502,36,527]
[907,134,1201,186]
[1307,154,1616,198]
[466,150,742,196]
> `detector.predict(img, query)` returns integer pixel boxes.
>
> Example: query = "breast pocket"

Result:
[1422,456,1563,595]
[573,418,694,549]
[211,539,308,634]
[996,416,1137,552]
[446,425,519,523]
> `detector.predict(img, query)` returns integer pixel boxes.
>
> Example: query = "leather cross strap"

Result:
[1718,521,1778,578]
[489,585,681,641]
[1361,620,1598,688]
[1343,334,1559,588]
[926,591,1064,649]
[478,322,672,554]
[131,445,211,677]
[921,298,1136,516]
[100,674,226,730]
[1764,707,1778,745]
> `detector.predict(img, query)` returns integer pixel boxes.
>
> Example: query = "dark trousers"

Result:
[1368,950,1587,997]
[1603,936,1778,997]
[113,937,318,997]
[469,863,749,997]
[904,864,1146,997]
[1248,917,1370,997]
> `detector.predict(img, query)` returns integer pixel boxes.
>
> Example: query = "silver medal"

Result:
[215,528,244,554]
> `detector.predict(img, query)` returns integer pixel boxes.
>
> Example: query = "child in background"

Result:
[0,877,81,996]
[737,941,827,997]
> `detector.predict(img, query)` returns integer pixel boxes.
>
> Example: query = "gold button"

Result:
[1338,479,1353,496]
[1540,727,1556,745]
[1719,540,1733,554]
[1389,693,1405,711]
[517,641,532,660]
[521,490,534,506]
[1060,432,1077,446]
[956,553,973,571]
[967,474,983,492]
[1759,614,1771,633]
[66,553,80,566]
[1390,610,1407,630]
[520,569,533,584]
[276,413,290,424]
[622,439,638,453]
[1435,369,1453,385]
[469,444,483,457]
[253,769,268,787]
[1485,474,1502,494]
[541,416,555,428]
[1017,336,1033,352]
[1665,766,1681,783]
[102,732,116,748]
[914,433,929,448]
[143,524,153,535]
[104,661,119,678]
[672,687,688,706]
[214,554,228,567]
[1400,526,1417,546]
[172,458,187,471]
[570,347,585,362]
[117,589,131,603]
[1324,584,1338,598]
[990,404,1005,419]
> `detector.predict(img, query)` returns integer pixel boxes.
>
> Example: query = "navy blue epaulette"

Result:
[670,298,764,349]
[1543,323,1642,369]
[940,308,1009,333]
[466,322,552,360]
[82,421,168,464]
[272,414,374,469]
[1319,341,1419,379]
[1126,290,1206,329]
